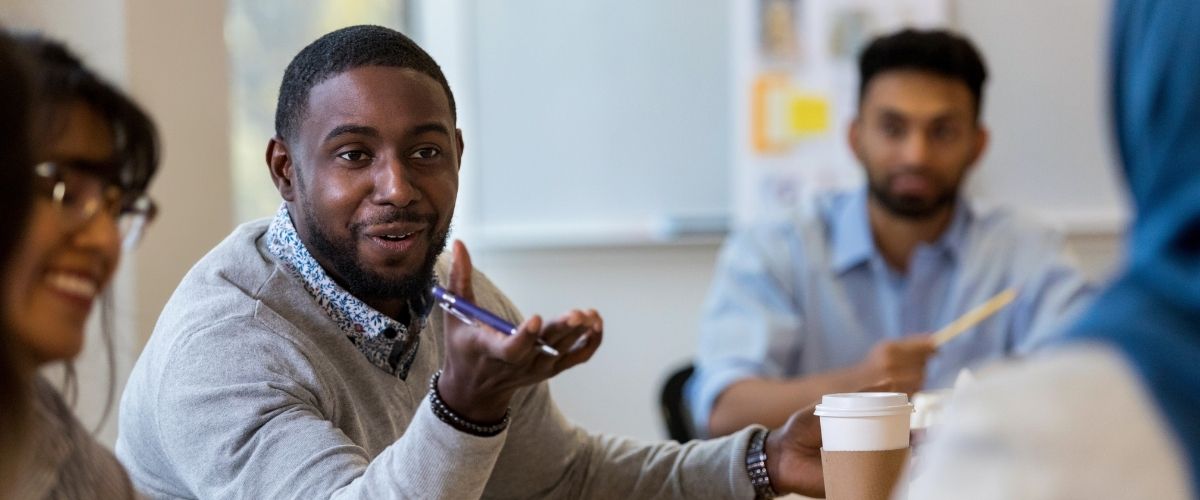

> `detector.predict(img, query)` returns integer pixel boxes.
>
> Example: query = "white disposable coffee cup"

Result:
[814,392,913,451]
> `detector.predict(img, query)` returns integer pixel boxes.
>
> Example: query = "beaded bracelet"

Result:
[428,370,510,437]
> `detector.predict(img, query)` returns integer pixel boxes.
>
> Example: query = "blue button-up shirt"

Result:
[688,189,1096,433]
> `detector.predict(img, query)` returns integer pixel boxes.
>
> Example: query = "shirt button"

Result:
[382,327,398,339]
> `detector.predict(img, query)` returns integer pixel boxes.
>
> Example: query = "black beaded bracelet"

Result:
[745,429,778,500]
[428,370,510,437]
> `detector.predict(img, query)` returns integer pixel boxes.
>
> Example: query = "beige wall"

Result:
[1,0,233,446]
[125,0,234,346]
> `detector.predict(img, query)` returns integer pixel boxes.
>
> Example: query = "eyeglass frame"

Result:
[32,160,158,250]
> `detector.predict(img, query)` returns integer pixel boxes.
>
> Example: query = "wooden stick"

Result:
[932,289,1017,346]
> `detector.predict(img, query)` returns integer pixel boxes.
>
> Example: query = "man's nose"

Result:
[900,133,931,166]
[372,156,421,207]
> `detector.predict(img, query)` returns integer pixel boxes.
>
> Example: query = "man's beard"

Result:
[867,169,960,220]
[301,201,449,305]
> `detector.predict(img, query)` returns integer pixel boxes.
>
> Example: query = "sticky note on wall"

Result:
[788,94,830,135]
[752,74,831,154]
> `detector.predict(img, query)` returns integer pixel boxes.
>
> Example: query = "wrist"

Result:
[436,366,512,423]
[746,429,778,499]
[429,370,510,437]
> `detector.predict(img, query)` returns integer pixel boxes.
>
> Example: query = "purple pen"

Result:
[431,285,560,356]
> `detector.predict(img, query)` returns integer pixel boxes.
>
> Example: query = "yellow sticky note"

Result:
[787,94,830,135]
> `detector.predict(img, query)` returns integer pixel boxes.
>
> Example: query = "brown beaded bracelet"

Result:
[428,370,510,437]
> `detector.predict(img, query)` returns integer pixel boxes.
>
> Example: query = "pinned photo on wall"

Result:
[829,8,874,61]
[758,0,802,65]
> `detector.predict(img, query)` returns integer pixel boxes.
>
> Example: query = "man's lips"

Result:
[890,174,934,196]
[362,224,428,253]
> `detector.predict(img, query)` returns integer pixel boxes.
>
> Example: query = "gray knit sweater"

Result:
[115,219,758,499]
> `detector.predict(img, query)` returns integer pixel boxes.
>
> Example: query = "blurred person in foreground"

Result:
[0,29,36,494]
[908,1,1200,497]
[1,33,160,499]
[692,28,1095,438]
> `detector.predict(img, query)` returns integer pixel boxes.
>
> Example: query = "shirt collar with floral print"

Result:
[266,204,430,379]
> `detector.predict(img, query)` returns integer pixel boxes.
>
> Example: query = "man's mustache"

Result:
[350,211,438,232]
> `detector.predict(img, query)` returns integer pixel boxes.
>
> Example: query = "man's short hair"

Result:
[274,25,456,142]
[857,28,988,118]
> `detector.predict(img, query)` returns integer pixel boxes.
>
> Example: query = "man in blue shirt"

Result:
[690,29,1095,437]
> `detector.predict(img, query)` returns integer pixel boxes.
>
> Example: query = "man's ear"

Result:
[968,125,990,167]
[847,116,867,166]
[455,128,465,172]
[266,136,297,201]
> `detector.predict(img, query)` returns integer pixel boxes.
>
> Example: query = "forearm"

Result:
[709,366,868,436]
[330,399,506,500]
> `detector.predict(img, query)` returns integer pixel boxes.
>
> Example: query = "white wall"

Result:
[1,0,1127,446]
[958,0,1128,230]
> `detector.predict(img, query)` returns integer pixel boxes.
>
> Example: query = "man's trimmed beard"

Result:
[867,169,960,220]
[301,197,449,305]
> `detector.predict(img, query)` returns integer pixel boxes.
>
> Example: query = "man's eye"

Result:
[882,123,905,139]
[409,148,440,160]
[337,150,371,162]
[931,125,961,142]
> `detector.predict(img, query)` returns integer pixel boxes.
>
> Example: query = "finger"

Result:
[907,333,938,354]
[447,240,476,301]
[857,376,919,394]
[547,310,604,353]
[787,403,822,446]
[539,310,588,346]
[586,309,603,335]
[476,314,541,364]
[550,322,604,374]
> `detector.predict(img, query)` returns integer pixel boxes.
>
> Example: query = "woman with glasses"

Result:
[3,34,159,499]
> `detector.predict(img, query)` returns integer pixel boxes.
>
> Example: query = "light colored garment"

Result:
[907,345,1193,499]
[1057,0,1200,490]
[689,188,1094,433]
[265,204,426,379]
[11,377,136,500]
[116,219,760,499]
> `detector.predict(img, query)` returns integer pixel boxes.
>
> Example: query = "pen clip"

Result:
[439,302,477,327]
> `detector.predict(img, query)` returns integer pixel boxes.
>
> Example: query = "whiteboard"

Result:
[453,0,1128,249]
[466,0,733,247]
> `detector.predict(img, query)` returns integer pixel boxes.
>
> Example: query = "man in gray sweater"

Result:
[116,25,824,499]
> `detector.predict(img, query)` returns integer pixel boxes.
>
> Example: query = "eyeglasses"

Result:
[33,160,158,250]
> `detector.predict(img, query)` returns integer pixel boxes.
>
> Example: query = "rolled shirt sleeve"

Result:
[689,224,804,436]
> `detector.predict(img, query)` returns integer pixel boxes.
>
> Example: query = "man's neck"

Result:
[866,198,956,273]
[365,297,412,324]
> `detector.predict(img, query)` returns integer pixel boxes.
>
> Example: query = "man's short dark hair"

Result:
[274,25,456,142]
[858,28,988,118]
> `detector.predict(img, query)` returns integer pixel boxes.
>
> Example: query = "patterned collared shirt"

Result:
[266,204,428,379]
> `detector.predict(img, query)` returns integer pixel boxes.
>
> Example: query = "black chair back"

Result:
[658,363,696,442]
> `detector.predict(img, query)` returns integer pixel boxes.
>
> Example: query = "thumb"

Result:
[905,333,938,355]
[448,240,476,301]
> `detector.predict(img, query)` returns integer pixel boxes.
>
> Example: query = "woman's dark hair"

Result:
[12,33,162,430]
[17,33,159,194]
[0,30,36,482]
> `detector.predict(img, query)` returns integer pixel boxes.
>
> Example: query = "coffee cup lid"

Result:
[813,392,913,418]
